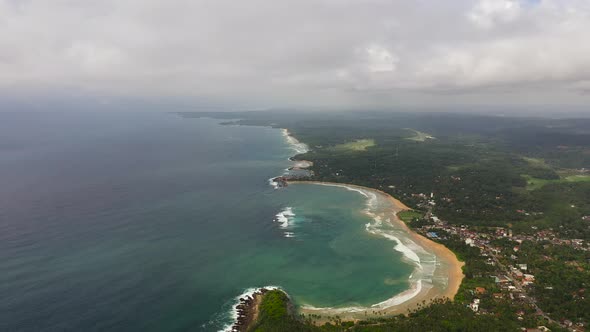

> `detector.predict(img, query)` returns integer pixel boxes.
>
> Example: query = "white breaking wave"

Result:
[219,134,446,324]
[302,182,440,313]
[275,207,299,238]
[312,182,379,209]
[282,207,295,217]
[381,233,422,265]
[267,129,310,189]
[301,280,428,312]
[282,129,309,154]
[300,304,368,314]
[222,183,442,320]
[268,177,280,189]
[372,280,424,308]
[275,207,295,229]
[318,183,433,271]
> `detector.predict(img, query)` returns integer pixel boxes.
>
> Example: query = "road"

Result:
[484,244,563,328]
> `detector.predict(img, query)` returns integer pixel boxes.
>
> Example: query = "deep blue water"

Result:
[0,112,412,331]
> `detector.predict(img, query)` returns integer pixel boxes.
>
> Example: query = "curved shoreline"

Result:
[290,181,465,320]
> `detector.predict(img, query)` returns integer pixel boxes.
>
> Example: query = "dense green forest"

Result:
[248,290,313,332]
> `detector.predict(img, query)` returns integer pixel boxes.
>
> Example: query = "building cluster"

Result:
[412,215,588,332]
[420,220,588,252]
[411,192,437,207]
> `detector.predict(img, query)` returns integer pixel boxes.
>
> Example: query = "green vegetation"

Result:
[250,290,537,332]
[350,300,519,332]
[524,174,590,190]
[569,173,590,179]
[515,182,590,238]
[523,174,558,190]
[485,238,590,325]
[397,210,423,223]
[566,174,590,183]
[523,156,550,168]
[517,242,590,323]
[249,290,312,332]
[258,290,289,321]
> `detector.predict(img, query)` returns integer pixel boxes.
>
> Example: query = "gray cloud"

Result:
[1,0,590,110]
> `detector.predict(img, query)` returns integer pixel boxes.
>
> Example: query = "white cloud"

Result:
[468,0,521,29]
[365,45,398,73]
[0,0,589,109]
[66,42,125,73]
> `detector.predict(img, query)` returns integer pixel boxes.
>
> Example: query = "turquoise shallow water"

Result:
[0,112,414,331]
[263,185,414,308]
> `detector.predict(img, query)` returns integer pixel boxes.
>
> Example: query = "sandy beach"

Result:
[290,181,465,321]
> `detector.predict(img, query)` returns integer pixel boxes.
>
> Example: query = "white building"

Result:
[470,298,480,312]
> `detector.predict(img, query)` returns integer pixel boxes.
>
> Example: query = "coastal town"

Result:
[404,191,589,332]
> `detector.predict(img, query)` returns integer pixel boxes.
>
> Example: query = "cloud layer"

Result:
[1,0,590,109]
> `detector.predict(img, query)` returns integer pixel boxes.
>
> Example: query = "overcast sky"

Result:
[1,0,590,111]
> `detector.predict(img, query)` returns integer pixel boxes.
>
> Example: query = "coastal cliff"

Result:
[230,288,268,332]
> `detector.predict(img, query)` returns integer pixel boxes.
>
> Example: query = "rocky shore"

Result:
[230,288,270,332]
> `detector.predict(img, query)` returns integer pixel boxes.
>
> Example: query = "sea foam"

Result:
[372,280,423,308]
[264,134,438,315]
[274,207,298,238]
[380,233,422,265]
[304,182,439,312]
[275,207,295,229]
[267,129,310,190]
[268,177,280,189]
[282,129,309,154]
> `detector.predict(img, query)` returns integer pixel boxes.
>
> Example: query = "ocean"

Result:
[0,112,415,331]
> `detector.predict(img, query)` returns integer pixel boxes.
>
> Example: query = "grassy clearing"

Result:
[330,139,375,152]
[565,175,590,183]
[523,174,590,190]
[522,175,553,191]
[398,210,423,223]
[523,157,549,168]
